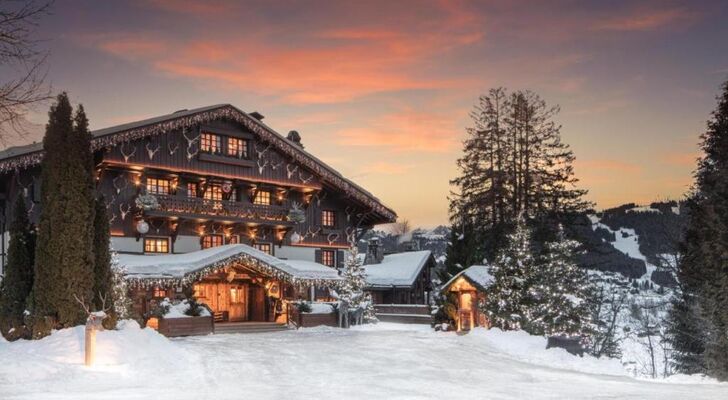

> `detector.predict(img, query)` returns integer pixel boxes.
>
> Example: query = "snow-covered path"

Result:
[2,323,726,399]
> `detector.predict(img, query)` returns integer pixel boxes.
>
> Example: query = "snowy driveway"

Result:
[1,323,726,399]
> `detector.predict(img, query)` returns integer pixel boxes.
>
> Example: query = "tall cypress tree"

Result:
[669,80,728,380]
[32,93,96,335]
[0,195,35,340]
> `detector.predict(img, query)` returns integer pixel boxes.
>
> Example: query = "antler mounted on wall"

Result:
[146,142,160,160]
[112,175,128,194]
[120,142,136,162]
[298,171,314,185]
[286,163,299,179]
[167,141,179,156]
[182,128,200,161]
[257,157,269,174]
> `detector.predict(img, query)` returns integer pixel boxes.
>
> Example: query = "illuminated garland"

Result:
[0,105,396,221]
[125,250,343,290]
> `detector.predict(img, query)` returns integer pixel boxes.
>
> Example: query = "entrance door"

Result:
[228,284,248,321]
[249,285,266,322]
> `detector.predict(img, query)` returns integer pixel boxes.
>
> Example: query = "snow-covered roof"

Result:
[364,250,432,288]
[119,244,342,285]
[442,265,494,292]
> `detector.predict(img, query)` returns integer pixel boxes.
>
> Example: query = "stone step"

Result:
[376,313,432,325]
[214,322,289,334]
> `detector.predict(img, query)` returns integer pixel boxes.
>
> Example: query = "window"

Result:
[202,234,224,249]
[253,190,271,205]
[144,237,169,253]
[153,287,166,298]
[227,138,248,158]
[201,132,222,154]
[321,249,335,267]
[227,235,240,245]
[146,178,170,195]
[321,210,336,227]
[204,185,223,201]
[187,182,198,198]
[254,243,272,255]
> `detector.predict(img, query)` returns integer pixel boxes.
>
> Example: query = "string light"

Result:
[125,251,343,289]
[0,105,396,221]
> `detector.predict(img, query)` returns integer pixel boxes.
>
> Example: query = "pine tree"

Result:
[483,215,537,331]
[530,226,594,338]
[447,88,590,269]
[440,222,480,281]
[669,80,728,380]
[32,93,96,335]
[0,195,35,340]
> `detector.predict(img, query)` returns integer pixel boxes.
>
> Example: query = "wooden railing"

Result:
[151,194,290,223]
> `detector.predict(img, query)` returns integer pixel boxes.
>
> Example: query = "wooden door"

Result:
[249,285,266,322]
[228,284,248,321]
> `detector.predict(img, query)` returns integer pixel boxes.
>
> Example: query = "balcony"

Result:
[145,194,292,225]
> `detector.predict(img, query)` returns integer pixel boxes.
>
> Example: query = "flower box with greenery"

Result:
[153,297,213,337]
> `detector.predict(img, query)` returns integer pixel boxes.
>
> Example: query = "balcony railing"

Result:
[148,194,291,224]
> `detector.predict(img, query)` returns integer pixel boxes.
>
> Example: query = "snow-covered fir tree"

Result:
[338,239,376,323]
[530,226,594,338]
[483,215,536,331]
[109,251,132,322]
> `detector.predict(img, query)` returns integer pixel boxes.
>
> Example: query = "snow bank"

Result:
[0,320,200,388]
[465,328,627,377]
[308,302,335,314]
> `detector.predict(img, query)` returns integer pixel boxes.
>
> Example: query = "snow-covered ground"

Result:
[1,322,725,399]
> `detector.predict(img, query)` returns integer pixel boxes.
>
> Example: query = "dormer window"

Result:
[201,132,222,154]
[227,137,248,159]
[254,190,272,205]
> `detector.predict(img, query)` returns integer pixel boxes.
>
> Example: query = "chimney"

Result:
[365,238,384,264]
[249,111,265,121]
[287,130,304,149]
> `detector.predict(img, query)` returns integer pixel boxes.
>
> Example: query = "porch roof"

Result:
[441,265,494,292]
[119,244,342,287]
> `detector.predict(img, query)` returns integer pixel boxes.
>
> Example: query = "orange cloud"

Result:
[594,8,697,31]
[85,1,483,105]
[361,162,415,175]
[336,110,460,153]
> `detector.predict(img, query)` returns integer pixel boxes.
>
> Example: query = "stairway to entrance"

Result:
[214,321,289,334]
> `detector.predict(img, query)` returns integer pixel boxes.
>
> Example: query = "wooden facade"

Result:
[0,105,396,272]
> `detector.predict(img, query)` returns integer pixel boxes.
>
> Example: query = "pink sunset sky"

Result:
[7,0,728,227]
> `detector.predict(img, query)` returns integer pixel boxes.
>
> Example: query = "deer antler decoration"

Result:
[120,143,136,162]
[146,142,161,160]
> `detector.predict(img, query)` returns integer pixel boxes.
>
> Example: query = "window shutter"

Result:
[314,249,322,264]
[336,250,345,269]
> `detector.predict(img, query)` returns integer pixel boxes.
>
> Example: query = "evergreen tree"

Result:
[92,196,116,328]
[447,88,590,269]
[32,93,96,335]
[440,222,481,281]
[338,239,375,324]
[0,195,35,340]
[483,215,537,331]
[530,226,594,338]
[109,251,132,322]
[669,80,728,380]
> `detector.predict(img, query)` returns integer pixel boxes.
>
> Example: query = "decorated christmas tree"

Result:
[483,214,536,331]
[530,226,594,338]
[338,238,376,324]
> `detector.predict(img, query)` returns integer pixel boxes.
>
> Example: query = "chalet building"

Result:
[0,104,396,327]
[441,265,493,332]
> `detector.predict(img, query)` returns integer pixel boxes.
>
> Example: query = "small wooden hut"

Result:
[441,265,494,332]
